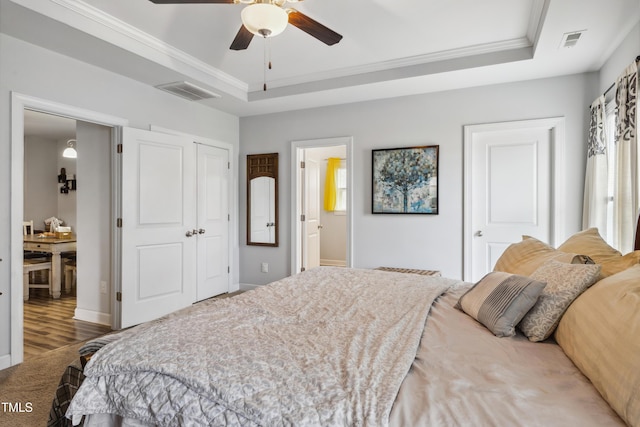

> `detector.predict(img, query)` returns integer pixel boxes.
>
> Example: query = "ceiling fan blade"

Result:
[148,0,235,4]
[287,10,342,46]
[230,25,254,50]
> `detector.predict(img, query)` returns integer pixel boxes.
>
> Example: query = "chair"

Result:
[23,220,52,301]
[22,220,33,236]
[23,259,52,301]
[64,258,77,292]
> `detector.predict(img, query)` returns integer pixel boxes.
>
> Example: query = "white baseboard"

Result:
[320,259,347,267]
[239,283,261,291]
[74,308,111,326]
[0,354,11,370]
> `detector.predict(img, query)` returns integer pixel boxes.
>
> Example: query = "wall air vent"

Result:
[155,81,221,101]
[559,30,586,49]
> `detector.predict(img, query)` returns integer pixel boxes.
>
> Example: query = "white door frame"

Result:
[9,92,128,367]
[291,137,354,274]
[463,117,565,282]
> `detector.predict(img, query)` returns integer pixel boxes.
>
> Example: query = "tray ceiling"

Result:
[2,0,639,116]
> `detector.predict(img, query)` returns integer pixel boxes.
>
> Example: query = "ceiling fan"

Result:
[148,0,343,51]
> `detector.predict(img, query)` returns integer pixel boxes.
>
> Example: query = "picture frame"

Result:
[372,145,439,214]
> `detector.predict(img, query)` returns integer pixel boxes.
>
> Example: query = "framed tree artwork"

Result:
[372,145,439,214]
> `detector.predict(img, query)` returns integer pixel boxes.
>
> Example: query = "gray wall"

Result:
[598,22,639,93]
[24,136,78,232]
[238,20,640,287]
[239,73,598,285]
[24,136,59,229]
[0,33,239,362]
[75,121,112,321]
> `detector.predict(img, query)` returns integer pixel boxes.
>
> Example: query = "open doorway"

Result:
[291,137,353,274]
[9,93,128,367]
[22,110,111,360]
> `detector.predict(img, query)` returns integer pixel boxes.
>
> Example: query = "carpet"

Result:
[0,342,84,427]
[0,292,244,426]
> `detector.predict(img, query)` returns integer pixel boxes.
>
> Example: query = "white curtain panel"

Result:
[613,61,639,253]
[583,95,609,233]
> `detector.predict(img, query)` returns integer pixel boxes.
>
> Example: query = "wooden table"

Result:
[23,235,77,299]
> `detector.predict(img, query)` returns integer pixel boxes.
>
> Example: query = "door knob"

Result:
[474,230,483,237]
[198,228,206,234]
[318,224,323,230]
[185,230,194,237]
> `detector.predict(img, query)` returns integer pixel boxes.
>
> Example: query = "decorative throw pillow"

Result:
[518,260,601,342]
[455,271,546,337]
[493,236,593,277]
[557,228,640,277]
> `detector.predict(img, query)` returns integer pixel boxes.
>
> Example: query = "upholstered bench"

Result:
[374,267,441,276]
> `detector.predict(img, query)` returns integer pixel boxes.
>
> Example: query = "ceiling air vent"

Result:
[155,81,221,101]
[559,30,586,49]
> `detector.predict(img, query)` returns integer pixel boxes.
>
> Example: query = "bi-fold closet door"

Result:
[120,127,229,328]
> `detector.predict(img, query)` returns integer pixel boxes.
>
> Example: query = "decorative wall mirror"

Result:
[247,153,278,246]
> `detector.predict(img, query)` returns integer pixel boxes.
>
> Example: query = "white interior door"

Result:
[196,144,229,301]
[121,127,196,328]
[304,158,321,270]
[464,118,565,282]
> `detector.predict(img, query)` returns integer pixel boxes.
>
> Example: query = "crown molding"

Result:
[257,37,533,92]
[9,0,546,101]
[10,0,249,98]
[528,0,550,55]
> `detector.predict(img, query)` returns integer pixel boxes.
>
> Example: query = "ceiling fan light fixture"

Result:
[241,3,288,37]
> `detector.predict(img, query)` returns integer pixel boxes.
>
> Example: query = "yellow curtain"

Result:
[324,157,340,211]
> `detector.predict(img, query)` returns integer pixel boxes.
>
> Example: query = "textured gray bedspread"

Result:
[67,267,457,426]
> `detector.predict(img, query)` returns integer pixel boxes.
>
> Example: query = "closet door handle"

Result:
[198,229,206,234]
[186,230,194,237]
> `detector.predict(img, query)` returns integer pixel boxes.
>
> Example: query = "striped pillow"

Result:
[558,227,640,278]
[555,265,640,426]
[456,272,546,337]
[494,236,591,277]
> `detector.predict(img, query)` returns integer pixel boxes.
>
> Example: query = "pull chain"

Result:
[263,36,272,91]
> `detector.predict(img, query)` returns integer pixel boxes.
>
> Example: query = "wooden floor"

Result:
[23,288,111,361]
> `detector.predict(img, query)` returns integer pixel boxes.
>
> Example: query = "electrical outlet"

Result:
[100,281,107,294]
[261,262,269,273]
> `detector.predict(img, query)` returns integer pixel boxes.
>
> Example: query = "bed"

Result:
[60,227,639,427]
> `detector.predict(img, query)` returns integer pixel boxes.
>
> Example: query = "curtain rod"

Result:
[603,82,616,97]
[590,55,640,107]
[323,157,346,160]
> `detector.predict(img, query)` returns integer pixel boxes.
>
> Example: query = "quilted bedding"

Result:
[67,267,458,426]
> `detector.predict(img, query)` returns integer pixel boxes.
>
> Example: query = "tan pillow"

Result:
[555,265,640,426]
[557,228,640,277]
[493,236,591,277]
